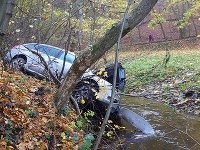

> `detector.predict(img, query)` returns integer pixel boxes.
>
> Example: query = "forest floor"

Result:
[0,63,96,149]
[97,37,200,116]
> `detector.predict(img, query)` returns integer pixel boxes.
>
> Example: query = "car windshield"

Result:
[58,52,76,64]
[24,44,63,58]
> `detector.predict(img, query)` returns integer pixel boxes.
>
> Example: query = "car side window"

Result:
[24,44,75,62]
[66,53,76,63]
[119,68,125,80]
[25,44,39,50]
[36,45,63,58]
[59,52,76,64]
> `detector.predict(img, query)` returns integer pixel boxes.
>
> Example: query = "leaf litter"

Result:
[0,61,86,150]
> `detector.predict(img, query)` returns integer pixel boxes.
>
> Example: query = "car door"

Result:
[24,44,47,75]
[55,51,76,80]
[37,45,68,79]
[34,45,60,77]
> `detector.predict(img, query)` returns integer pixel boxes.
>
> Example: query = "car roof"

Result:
[23,43,76,56]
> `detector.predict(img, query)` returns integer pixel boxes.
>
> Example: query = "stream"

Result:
[104,96,200,150]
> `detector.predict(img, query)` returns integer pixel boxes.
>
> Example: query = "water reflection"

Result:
[105,96,200,150]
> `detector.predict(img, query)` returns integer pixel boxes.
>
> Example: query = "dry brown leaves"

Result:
[0,62,84,150]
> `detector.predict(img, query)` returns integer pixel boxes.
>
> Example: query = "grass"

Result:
[100,43,200,115]
[96,41,200,94]
[123,52,200,92]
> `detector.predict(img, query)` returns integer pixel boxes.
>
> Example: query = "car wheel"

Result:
[72,83,95,103]
[11,57,26,71]
[71,80,100,111]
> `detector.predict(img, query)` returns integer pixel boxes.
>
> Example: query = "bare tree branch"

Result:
[24,47,61,85]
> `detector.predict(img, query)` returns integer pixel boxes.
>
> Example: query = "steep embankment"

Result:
[0,62,93,149]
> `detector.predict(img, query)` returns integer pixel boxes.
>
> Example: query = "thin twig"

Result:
[70,95,81,115]
[93,0,133,149]
[24,46,61,85]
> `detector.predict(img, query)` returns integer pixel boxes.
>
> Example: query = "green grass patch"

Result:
[123,53,200,92]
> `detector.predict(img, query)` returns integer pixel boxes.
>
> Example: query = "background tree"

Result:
[126,0,200,43]
[148,9,167,39]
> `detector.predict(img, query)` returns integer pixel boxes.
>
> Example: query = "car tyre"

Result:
[11,57,26,71]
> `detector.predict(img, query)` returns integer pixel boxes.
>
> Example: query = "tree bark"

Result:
[187,1,198,36]
[54,0,159,110]
[77,0,83,51]
[159,23,166,40]
[0,0,16,52]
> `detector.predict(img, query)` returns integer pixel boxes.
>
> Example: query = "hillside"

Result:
[0,62,92,149]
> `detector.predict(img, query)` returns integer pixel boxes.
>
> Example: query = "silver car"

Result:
[4,43,154,134]
[4,43,76,80]
[4,43,120,113]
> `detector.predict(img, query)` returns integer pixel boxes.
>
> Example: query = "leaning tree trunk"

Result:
[0,0,16,53]
[54,0,159,111]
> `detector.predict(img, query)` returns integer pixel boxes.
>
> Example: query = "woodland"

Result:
[0,0,200,149]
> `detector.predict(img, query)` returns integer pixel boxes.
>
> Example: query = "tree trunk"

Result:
[54,0,159,111]
[171,5,185,39]
[159,23,166,40]
[77,0,83,51]
[180,2,187,38]
[0,0,16,52]
[187,1,198,36]
[151,9,166,40]
[137,26,141,39]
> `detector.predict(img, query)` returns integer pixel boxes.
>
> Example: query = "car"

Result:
[4,43,122,115]
[4,43,154,134]
[4,43,76,80]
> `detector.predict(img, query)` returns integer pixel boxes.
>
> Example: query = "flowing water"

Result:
[103,96,200,150]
